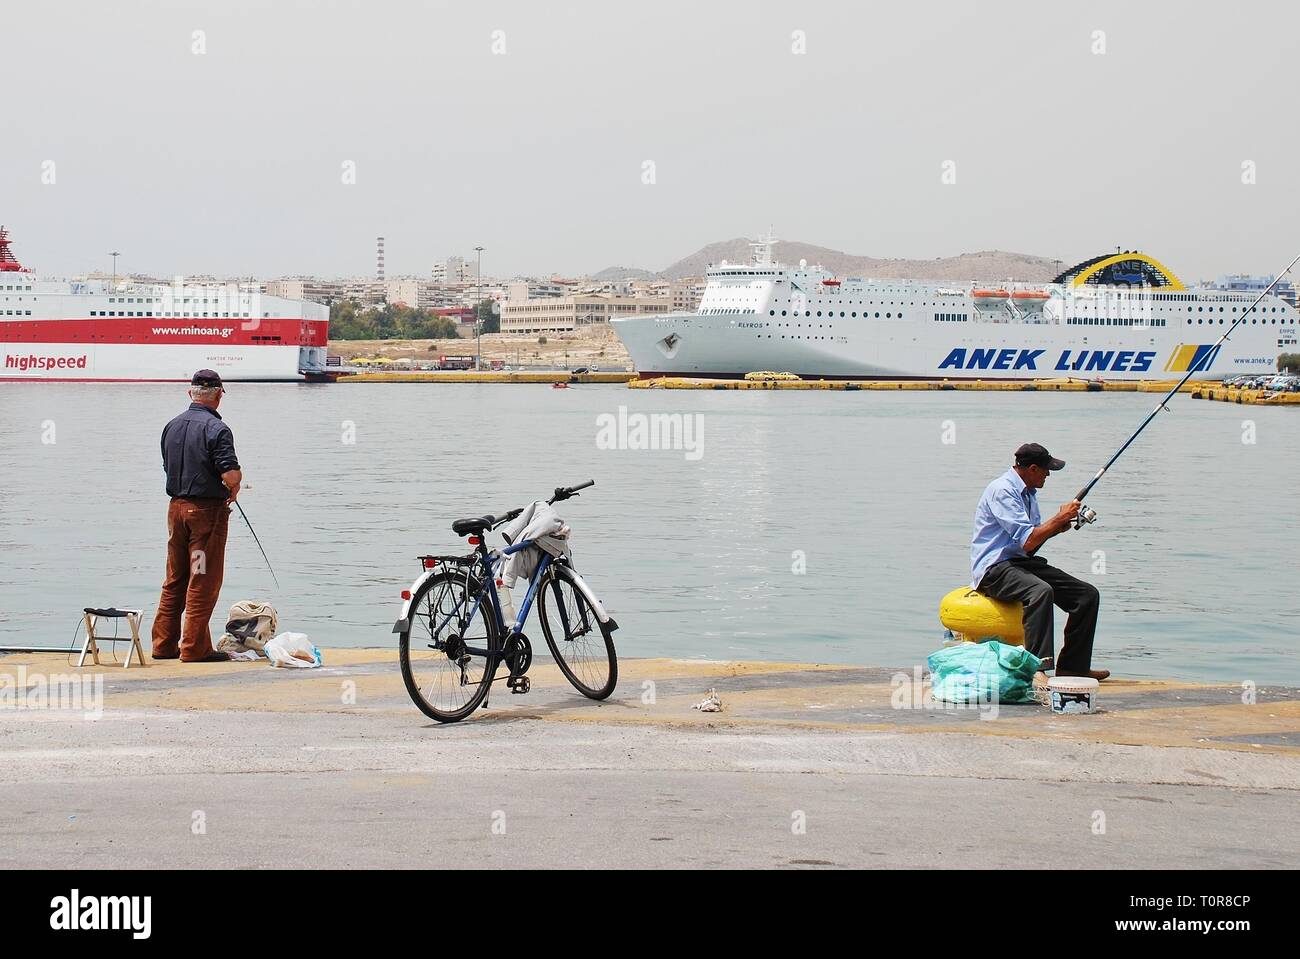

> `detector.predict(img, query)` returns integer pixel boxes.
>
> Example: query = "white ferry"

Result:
[612,234,1297,380]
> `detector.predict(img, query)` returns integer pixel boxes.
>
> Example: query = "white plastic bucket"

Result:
[1047,676,1099,714]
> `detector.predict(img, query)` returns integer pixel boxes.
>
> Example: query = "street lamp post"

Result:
[474,245,485,370]
[109,251,120,288]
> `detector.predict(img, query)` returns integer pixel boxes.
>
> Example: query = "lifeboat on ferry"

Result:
[971,288,1009,312]
[1010,289,1049,314]
[821,279,841,288]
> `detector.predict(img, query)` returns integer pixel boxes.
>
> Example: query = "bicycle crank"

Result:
[505,632,533,695]
[504,632,533,675]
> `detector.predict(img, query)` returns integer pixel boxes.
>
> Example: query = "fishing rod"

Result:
[233,499,280,588]
[1071,250,1300,530]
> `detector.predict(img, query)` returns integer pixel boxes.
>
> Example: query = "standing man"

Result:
[152,370,241,663]
[970,443,1108,681]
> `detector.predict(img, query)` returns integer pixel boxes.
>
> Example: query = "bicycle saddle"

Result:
[451,515,495,536]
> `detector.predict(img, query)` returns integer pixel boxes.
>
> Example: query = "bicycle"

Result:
[393,480,619,723]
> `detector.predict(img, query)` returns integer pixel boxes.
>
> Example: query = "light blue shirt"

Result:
[971,468,1041,588]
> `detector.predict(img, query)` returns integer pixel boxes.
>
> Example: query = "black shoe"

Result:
[183,651,231,663]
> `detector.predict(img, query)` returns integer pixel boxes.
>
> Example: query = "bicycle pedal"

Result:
[510,677,531,695]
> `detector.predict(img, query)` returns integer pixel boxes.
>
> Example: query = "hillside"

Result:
[598,238,1068,283]
[591,265,656,281]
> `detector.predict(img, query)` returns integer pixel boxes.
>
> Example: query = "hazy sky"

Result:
[3,0,1297,281]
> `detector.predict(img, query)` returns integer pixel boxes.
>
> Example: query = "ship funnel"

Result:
[0,225,26,273]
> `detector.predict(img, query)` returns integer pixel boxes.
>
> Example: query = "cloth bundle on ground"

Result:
[927,640,1043,705]
[497,501,571,587]
[216,601,279,654]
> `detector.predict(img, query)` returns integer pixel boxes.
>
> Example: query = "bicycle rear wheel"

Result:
[399,569,500,723]
[538,564,617,700]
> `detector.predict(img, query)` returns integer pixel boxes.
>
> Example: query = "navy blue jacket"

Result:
[161,403,240,499]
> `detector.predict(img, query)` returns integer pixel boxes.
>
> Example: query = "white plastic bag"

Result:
[263,632,322,668]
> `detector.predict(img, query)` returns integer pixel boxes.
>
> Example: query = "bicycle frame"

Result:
[471,540,552,641]
[395,534,615,644]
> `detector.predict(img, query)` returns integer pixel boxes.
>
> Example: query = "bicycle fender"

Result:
[392,568,439,633]
[563,568,617,629]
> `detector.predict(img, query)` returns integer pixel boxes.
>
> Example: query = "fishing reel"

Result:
[1072,504,1098,530]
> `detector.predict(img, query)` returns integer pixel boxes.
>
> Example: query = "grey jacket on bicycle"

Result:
[498,500,571,587]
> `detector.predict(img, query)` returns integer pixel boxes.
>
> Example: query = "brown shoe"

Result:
[1058,668,1110,681]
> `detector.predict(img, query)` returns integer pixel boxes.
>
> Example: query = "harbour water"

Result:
[2,383,1296,684]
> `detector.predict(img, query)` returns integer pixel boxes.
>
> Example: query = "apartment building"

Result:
[499,293,671,334]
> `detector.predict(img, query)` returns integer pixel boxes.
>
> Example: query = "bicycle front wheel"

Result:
[538,564,617,700]
[399,569,500,723]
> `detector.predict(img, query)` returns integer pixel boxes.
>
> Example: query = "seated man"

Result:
[970,443,1108,683]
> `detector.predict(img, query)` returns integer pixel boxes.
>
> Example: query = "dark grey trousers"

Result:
[977,556,1100,673]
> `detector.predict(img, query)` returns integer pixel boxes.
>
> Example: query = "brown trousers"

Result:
[152,497,229,661]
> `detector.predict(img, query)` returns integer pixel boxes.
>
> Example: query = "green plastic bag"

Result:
[927,640,1042,705]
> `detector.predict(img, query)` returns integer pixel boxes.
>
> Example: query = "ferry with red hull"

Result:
[0,227,329,382]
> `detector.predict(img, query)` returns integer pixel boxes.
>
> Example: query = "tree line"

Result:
[328,299,500,340]
[328,300,462,340]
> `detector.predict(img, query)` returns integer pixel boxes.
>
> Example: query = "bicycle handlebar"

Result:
[488,481,596,531]
[549,479,595,504]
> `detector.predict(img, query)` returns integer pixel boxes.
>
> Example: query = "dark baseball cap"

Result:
[191,369,225,391]
[1015,442,1065,471]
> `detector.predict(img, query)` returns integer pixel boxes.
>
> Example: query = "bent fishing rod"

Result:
[1070,249,1300,530]
[233,499,280,588]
